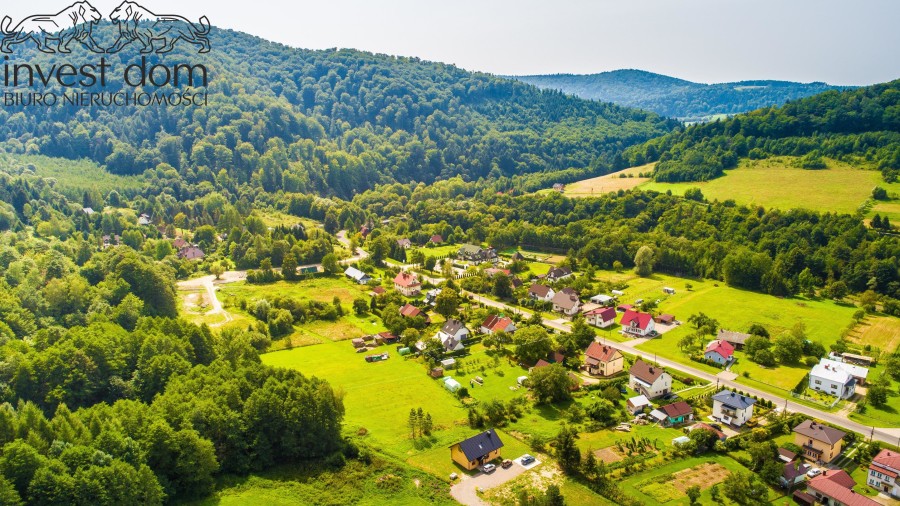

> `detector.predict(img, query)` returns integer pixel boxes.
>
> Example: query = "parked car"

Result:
[501,459,513,469]
[807,468,822,478]
[521,455,536,465]
[481,463,496,473]
[614,425,632,432]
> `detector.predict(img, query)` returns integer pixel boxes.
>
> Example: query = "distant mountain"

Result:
[0,28,677,199]
[513,69,849,122]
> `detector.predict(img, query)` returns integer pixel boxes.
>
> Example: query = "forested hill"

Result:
[513,69,846,122]
[621,80,900,183]
[0,28,676,199]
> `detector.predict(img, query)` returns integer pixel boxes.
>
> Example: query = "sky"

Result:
[6,0,900,85]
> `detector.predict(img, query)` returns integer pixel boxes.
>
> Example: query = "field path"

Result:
[177,271,246,327]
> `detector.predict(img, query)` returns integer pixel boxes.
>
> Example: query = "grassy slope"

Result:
[0,154,144,198]
[565,157,900,222]
[591,269,859,393]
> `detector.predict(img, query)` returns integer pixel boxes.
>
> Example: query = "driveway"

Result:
[450,458,540,506]
[176,271,246,327]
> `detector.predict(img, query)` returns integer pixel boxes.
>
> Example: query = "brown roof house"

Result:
[528,284,555,302]
[806,470,879,506]
[551,290,581,316]
[628,359,672,400]
[793,420,846,464]
[583,342,624,377]
[399,304,431,324]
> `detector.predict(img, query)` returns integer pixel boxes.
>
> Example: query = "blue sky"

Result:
[5,0,899,85]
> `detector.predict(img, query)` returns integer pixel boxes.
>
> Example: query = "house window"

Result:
[814,380,821,385]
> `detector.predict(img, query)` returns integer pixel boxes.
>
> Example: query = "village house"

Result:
[793,420,846,464]
[805,470,879,506]
[717,329,751,350]
[627,395,652,415]
[393,271,421,297]
[484,267,511,278]
[457,244,497,262]
[657,401,693,426]
[583,342,624,377]
[424,288,441,306]
[620,309,656,337]
[551,290,581,316]
[510,251,525,261]
[344,266,371,285]
[781,460,811,488]
[430,234,443,244]
[173,237,187,250]
[450,429,504,471]
[809,358,867,399]
[654,314,676,325]
[480,315,517,335]
[82,207,95,216]
[396,238,412,249]
[435,319,469,352]
[138,213,152,226]
[546,267,573,282]
[399,303,430,324]
[177,245,205,261]
[704,339,735,365]
[528,284,555,302]
[584,307,617,328]
[868,449,900,498]
[628,359,672,399]
[690,423,726,442]
[712,389,756,427]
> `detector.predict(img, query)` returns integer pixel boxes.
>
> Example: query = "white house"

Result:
[809,358,863,399]
[620,310,656,337]
[393,272,422,297]
[546,267,573,282]
[628,359,672,399]
[869,449,900,498]
[480,315,517,335]
[704,340,735,365]
[627,395,652,415]
[584,307,617,328]
[435,319,470,352]
[344,267,371,285]
[528,284,555,302]
[712,389,756,427]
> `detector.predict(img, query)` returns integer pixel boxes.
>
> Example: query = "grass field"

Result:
[592,269,860,392]
[0,154,144,198]
[410,245,459,260]
[188,459,457,506]
[847,315,900,353]
[562,163,655,197]
[219,277,371,306]
[638,157,900,217]
[618,454,784,505]
[261,339,538,480]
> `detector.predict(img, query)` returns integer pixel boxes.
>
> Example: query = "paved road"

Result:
[336,230,370,265]
[461,290,900,445]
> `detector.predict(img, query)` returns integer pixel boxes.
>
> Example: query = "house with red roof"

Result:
[480,315,517,335]
[658,401,693,426]
[620,310,656,337]
[704,339,735,365]
[399,303,430,324]
[585,307,617,328]
[393,271,421,297]
[583,342,624,377]
[868,449,900,497]
[430,234,443,244]
[806,470,879,506]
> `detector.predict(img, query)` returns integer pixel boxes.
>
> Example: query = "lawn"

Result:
[219,277,371,306]
[563,163,654,197]
[409,245,458,260]
[451,344,532,403]
[261,340,532,479]
[187,459,456,506]
[576,424,684,454]
[616,271,859,392]
[638,157,900,217]
[847,315,900,354]
[850,372,900,427]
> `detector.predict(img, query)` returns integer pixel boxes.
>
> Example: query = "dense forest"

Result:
[0,27,675,200]
[513,70,845,122]
[622,80,900,182]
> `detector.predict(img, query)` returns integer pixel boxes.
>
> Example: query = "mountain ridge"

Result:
[512,69,850,121]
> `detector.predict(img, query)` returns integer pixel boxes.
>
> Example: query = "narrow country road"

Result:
[461,291,900,446]
[176,271,246,327]
[337,230,369,265]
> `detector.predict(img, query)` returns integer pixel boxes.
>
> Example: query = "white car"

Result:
[807,468,822,478]
[481,463,496,474]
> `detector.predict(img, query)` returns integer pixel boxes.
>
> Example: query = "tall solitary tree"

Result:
[634,245,656,277]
